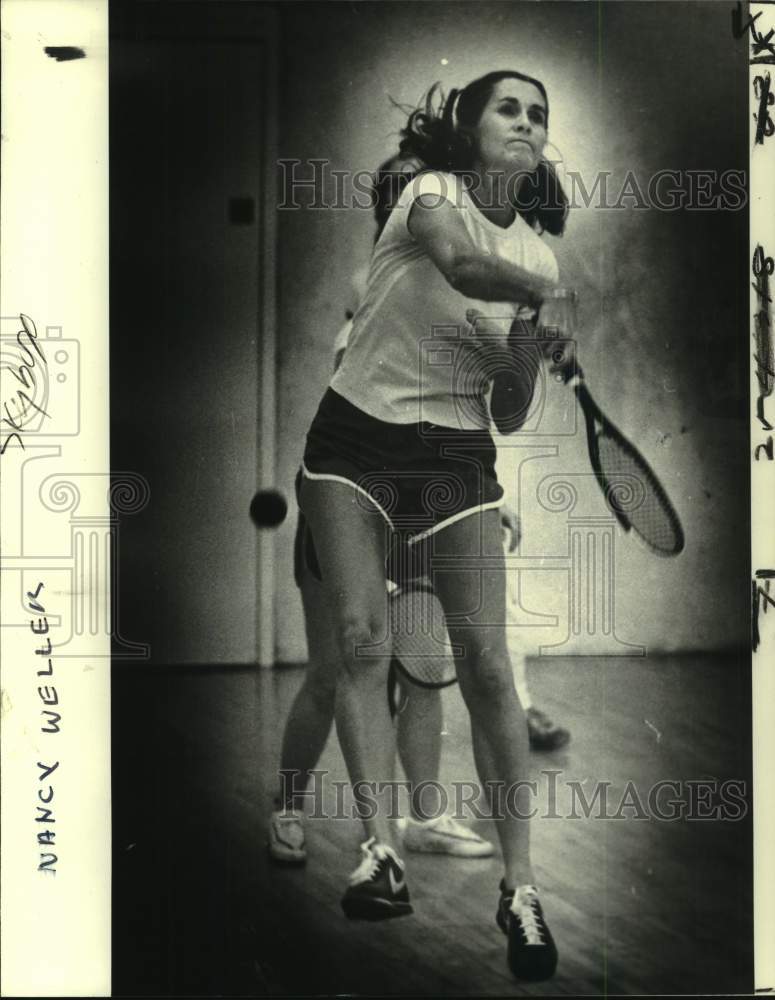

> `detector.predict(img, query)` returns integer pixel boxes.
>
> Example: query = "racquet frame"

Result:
[565,364,685,557]
[388,579,459,690]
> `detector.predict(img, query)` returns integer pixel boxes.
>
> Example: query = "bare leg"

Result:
[396,683,443,819]
[504,554,533,709]
[299,477,398,849]
[430,509,534,889]
[277,567,338,810]
[504,542,570,751]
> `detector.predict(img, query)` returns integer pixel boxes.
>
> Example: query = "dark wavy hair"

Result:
[397,70,568,236]
[371,153,420,239]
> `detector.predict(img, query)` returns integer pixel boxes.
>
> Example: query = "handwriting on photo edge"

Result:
[733,1,775,63]
[732,2,775,141]
[752,245,774,444]
[754,72,775,143]
[0,314,50,455]
[28,582,61,876]
[752,570,775,652]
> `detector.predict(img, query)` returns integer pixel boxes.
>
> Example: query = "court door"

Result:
[110,2,278,666]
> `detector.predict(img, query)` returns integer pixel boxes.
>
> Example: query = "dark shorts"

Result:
[297,389,503,583]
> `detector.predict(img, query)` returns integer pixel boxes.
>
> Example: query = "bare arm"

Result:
[407,195,557,309]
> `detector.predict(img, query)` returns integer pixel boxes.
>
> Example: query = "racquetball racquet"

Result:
[560,360,685,557]
[535,289,684,557]
[388,579,459,689]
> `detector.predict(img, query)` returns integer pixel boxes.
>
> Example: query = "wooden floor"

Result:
[112,653,753,996]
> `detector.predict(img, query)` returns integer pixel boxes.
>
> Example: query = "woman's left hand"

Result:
[466,308,511,353]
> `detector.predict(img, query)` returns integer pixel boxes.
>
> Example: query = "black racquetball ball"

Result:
[250,489,288,528]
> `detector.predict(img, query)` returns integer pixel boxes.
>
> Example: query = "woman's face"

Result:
[469,78,548,175]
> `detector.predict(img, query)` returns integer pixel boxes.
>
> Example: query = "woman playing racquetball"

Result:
[298,70,569,981]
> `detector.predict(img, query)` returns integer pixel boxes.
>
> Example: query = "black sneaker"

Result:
[527,706,571,752]
[497,881,558,981]
[341,837,413,921]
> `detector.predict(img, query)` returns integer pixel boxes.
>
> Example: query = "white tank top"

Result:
[330,171,559,430]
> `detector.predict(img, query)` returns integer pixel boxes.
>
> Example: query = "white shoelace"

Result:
[511,887,545,945]
[348,837,402,886]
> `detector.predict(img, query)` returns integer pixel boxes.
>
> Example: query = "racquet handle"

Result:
[536,287,579,385]
[539,333,581,386]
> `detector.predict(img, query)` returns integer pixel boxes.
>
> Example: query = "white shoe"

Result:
[268,809,306,864]
[398,814,494,858]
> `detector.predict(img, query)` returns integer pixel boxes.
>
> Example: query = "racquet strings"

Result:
[390,585,458,688]
[595,429,684,556]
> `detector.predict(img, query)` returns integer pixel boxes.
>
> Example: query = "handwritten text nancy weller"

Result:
[29,583,61,875]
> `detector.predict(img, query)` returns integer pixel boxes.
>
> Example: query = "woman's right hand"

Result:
[537,289,579,379]
[536,289,579,338]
